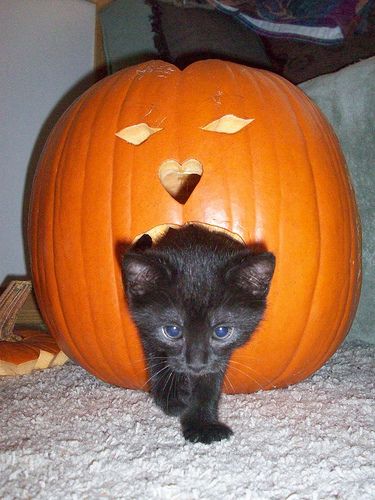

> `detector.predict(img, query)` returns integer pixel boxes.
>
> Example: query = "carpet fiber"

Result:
[1,341,374,499]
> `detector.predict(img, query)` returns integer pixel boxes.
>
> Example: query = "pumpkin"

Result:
[28,60,361,393]
[0,281,68,375]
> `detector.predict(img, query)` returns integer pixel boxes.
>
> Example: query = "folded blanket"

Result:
[164,0,375,44]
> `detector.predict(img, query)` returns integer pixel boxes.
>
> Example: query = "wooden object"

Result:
[0,281,31,340]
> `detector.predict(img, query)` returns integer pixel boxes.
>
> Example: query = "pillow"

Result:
[148,0,272,69]
[299,57,375,344]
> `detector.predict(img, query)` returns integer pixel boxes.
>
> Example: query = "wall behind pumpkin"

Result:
[0,0,96,286]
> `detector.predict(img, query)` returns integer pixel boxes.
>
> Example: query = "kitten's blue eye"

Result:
[213,326,233,339]
[163,325,183,339]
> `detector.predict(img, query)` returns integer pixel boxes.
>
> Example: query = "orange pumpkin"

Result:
[28,60,361,393]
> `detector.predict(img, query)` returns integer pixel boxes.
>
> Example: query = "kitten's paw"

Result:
[155,397,187,417]
[183,422,233,444]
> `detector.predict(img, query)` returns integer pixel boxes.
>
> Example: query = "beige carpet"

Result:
[1,341,374,499]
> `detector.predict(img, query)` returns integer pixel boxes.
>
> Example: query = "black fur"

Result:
[122,224,275,444]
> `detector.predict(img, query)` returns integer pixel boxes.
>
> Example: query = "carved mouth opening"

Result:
[132,222,244,246]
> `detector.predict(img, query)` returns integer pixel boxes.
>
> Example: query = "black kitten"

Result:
[122,224,275,444]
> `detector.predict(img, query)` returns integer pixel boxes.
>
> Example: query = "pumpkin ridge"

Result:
[251,72,268,243]
[268,75,323,386]
[80,72,132,383]
[34,97,87,362]
[308,103,360,371]
[176,64,192,214]
[53,92,98,371]
[305,100,353,371]
[179,63,197,223]
[256,71,315,386]
[284,73,329,385]
[253,71,283,389]
[273,79,358,381]
[31,117,62,334]
[249,69,282,245]
[112,69,147,386]
[309,106,350,371]
[51,73,123,380]
[235,67,256,240]
[232,71,275,386]
[120,86,137,385]
[295,79,353,379]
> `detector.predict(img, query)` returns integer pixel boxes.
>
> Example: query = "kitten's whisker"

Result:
[223,371,236,394]
[162,369,173,393]
[139,360,165,369]
[166,371,176,413]
[232,353,276,373]
[136,360,167,377]
[229,360,276,388]
[216,364,235,394]
[141,365,170,390]
[161,369,174,406]
[231,354,267,364]
[146,361,167,370]
[227,364,266,391]
[132,356,168,364]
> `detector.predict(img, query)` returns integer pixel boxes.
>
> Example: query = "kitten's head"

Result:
[122,226,275,376]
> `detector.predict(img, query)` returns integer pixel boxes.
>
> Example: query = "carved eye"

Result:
[115,123,162,145]
[201,114,254,134]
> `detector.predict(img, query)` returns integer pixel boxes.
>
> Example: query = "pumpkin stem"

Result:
[0,281,32,342]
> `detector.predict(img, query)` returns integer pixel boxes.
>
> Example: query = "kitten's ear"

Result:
[226,252,275,299]
[132,234,153,251]
[122,254,166,297]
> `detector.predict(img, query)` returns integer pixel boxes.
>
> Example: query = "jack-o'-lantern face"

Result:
[88,60,265,241]
[116,113,254,203]
[29,59,360,393]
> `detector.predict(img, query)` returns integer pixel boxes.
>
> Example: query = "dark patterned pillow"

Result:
[148,0,272,69]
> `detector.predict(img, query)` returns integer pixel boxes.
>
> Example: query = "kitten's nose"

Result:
[187,362,206,375]
[185,335,209,374]
[186,351,209,375]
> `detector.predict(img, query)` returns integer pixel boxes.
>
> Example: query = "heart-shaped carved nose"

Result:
[158,159,203,204]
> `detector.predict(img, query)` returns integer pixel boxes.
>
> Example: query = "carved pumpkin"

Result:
[28,60,361,393]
